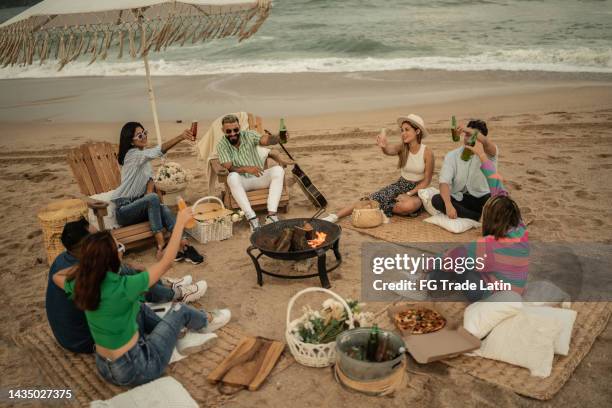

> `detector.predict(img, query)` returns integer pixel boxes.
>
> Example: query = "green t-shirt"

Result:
[64,270,149,350]
[216,130,264,178]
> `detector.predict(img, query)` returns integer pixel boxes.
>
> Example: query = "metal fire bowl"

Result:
[249,218,342,261]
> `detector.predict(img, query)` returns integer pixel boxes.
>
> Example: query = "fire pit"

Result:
[247,218,342,288]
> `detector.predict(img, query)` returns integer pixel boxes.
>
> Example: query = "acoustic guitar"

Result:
[273,136,327,209]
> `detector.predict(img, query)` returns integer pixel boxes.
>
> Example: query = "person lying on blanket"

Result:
[112,121,203,263]
[427,140,528,302]
[322,114,434,223]
[216,114,288,231]
[52,208,231,386]
[431,119,499,221]
[46,218,206,354]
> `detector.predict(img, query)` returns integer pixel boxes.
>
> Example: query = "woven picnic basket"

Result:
[37,199,88,265]
[351,200,383,228]
[185,196,233,243]
[285,287,355,368]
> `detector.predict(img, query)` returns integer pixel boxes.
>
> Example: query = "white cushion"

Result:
[417,187,441,216]
[463,291,523,339]
[424,213,481,234]
[522,305,577,356]
[90,376,197,408]
[88,190,119,230]
[523,281,572,309]
[474,312,561,377]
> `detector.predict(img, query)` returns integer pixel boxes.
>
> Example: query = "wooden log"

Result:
[274,228,293,252]
[291,223,314,251]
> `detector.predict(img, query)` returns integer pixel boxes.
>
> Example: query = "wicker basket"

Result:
[351,200,383,228]
[285,287,355,368]
[185,196,233,244]
[37,199,88,265]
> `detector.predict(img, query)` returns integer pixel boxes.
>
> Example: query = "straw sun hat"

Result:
[396,114,429,139]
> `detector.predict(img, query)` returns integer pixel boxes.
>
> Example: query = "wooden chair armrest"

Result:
[85,198,109,210]
[210,159,229,176]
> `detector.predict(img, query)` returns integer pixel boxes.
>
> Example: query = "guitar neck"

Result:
[278,142,296,162]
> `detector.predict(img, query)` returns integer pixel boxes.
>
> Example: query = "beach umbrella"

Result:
[0,0,272,145]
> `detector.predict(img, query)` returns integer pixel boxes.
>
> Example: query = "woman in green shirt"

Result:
[53,208,230,386]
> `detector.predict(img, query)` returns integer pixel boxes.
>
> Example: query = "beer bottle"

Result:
[177,196,196,228]
[451,116,459,142]
[460,130,479,161]
[279,118,287,144]
[366,325,380,362]
[374,332,390,362]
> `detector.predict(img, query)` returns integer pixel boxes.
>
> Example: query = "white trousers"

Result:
[226,166,284,219]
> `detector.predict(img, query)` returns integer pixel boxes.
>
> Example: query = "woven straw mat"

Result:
[375,301,611,400]
[340,213,481,243]
[13,323,293,406]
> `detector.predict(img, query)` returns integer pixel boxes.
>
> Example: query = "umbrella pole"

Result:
[143,53,162,146]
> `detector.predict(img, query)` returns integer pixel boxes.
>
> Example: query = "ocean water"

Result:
[0,0,611,78]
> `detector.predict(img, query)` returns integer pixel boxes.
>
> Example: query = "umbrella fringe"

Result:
[0,1,273,67]
[118,30,125,59]
[129,29,137,59]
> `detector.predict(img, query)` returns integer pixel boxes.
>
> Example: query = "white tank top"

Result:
[400,144,426,182]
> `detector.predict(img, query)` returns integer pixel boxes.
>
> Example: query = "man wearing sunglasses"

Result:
[217,114,287,231]
[45,218,206,354]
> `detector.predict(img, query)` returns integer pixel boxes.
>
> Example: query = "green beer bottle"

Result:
[366,325,380,362]
[451,116,459,142]
[279,118,287,144]
[460,130,479,161]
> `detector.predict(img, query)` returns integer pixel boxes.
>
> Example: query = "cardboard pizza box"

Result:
[386,302,480,364]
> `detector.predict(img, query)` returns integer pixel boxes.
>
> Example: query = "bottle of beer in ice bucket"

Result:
[177,196,196,229]
[279,118,287,144]
[460,129,479,161]
[366,325,380,362]
[451,115,459,142]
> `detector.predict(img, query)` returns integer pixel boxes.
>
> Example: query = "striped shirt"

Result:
[111,146,163,201]
[216,130,264,178]
[443,159,528,296]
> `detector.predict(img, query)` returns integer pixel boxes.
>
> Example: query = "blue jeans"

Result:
[95,303,208,386]
[119,265,175,303]
[115,193,176,234]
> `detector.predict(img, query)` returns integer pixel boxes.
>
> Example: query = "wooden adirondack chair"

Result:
[66,142,156,249]
[209,113,290,212]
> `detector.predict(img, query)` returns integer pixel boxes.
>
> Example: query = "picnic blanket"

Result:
[13,323,293,407]
[375,301,611,400]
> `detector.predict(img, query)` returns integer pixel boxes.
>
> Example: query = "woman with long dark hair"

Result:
[322,114,434,223]
[112,122,203,264]
[53,208,231,386]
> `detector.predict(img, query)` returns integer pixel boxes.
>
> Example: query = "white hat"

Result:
[396,114,429,139]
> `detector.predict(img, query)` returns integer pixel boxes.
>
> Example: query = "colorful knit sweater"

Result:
[443,159,528,296]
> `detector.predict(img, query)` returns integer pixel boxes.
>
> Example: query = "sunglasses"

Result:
[117,242,126,253]
[224,128,240,135]
[133,130,148,141]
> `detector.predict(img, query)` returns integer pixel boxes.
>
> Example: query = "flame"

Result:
[308,231,327,248]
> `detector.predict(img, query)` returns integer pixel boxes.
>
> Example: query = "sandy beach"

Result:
[1,70,612,407]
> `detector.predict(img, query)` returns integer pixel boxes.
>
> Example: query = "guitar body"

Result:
[291,164,327,209]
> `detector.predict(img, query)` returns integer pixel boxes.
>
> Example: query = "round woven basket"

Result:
[37,199,88,265]
[351,200,383,228]
[155,180,188,194]
[285,287,355,368]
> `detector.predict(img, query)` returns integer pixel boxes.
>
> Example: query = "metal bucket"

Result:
[336,328,405,381]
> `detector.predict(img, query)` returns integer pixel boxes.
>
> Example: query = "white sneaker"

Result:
[321,214,339,223]
[166,275,193,293]
[179,280,207,303]
[248,217,261,232]
[176,332,218,355]
[199,309,231,333]
[265,214,279,225]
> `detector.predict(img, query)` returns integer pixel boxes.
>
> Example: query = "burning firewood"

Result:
[292,222,314,251]
[308,231,327,248]
[274,228,294,252]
